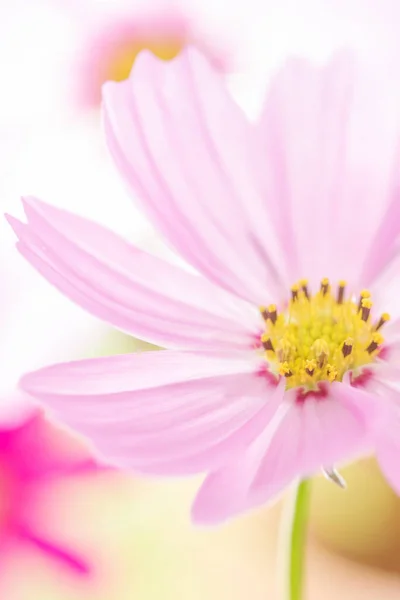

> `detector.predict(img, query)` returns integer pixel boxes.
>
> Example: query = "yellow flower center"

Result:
[260,279,390,390]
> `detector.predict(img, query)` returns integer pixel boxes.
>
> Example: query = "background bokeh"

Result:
[2,1,400,598]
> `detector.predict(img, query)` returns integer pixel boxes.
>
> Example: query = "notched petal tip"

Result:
[21,194,39,214]
[21,195,60,225]
[104,44,207,95]
[5,195,46,239]
[4,212,26,239]
[101,44,207,111]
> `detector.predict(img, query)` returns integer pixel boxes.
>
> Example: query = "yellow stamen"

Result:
[261,334,274,352]
[304,359,317,376]
[320,278,330,296]
[337,280,346,304]
[375,312,391,331]
[361,298,373,308]
[291,284,299,302]
[342,337,353,358]
[299,279,309,299]
[366,332,384,354]
[361,298,372,322]
[279,362,293,378]
[358,289,371,312]
[267,304,278,325]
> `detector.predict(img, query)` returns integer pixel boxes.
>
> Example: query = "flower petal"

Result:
[251,382,377,499]
[376,414,400,496]
[103,48,286,305]
[360,149,400,287]
[20,351,280,475]
[257,53,356,285]
[193,382,373,524]
[192,382,287,524]
[7,197,261,352]
[257,52,400,289]
[366,379,400,495]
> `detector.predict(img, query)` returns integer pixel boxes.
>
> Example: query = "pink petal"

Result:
[193,382,373,524]
[368,356,400,384]
[365,379,400,495]
[103,48,286,305]
[20,351,280,475]
[376,410,400,496]
[192,381,287,524]
[360,149,400,287]
[257,53,355,286]
[384,318,400,341]
[7,197,261,352]
[377,342,400,376]
[257,52,400,289]
[252,382,377,495]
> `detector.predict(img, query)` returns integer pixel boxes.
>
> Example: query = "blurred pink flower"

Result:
[0,0,230,126]
[56,0,400,117]
[0,410,97,577]
[8,49,400,524]
[67,1,229,109]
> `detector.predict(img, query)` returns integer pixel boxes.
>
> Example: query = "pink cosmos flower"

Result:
[8,49,400,525]
[0,409,97,580]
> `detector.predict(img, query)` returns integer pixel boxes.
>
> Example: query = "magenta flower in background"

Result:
[8,49,400,524]
[0,410,96,578]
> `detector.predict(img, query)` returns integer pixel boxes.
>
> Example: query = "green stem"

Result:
[280,479,311,600]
